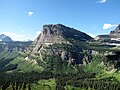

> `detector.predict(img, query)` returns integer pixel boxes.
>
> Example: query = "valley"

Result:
[0,24,120,90]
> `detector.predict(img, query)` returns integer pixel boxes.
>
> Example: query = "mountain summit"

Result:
[115,24,120,30]
[33,24,92,52]
[32,24,92,64]
[97,24,120,40]
[0,34,13,42]
[110,24,120,35]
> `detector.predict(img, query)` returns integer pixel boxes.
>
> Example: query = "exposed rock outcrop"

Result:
[32,24,93,64]
[33,24,92,52]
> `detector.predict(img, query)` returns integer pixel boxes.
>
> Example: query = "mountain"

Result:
[32,24,93,64]
[0,34,13,42]
[109,24,120,38]
[33,24,92,52]
[1,24,120,90]
[97,24,120,42]
[0,34,6,39]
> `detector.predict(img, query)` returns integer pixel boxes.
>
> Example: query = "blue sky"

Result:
[0,0,120,41]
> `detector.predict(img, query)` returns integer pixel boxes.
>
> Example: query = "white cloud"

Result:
[28,11,33,16]
[36,31,41,35]
[2,32,24,38]
[97,0,107,3]
[103,23,118,29]
[1,32,32,41]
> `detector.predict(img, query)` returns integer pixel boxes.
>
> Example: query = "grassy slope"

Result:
[8,56,44,73]
[1,41,120,89]
[0,50,44,73]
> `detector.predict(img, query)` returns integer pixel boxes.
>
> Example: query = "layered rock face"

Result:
[32,24,92,64]
[33,24,92,52]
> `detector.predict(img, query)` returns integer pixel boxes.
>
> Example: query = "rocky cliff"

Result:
[33,24,92,52]
[32,24,93,64]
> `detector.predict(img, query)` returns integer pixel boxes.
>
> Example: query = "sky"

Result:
[0,0,120,41]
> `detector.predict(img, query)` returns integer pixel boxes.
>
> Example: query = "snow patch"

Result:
[25,57,28,60]
[111,38,120,41]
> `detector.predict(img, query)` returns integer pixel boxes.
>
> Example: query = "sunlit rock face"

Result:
[32,24,92,64]
[33,24,92,52]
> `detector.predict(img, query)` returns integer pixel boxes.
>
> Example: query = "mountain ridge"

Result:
[97,24,120,40]
[0,34,13,42]
[33,24,93,52]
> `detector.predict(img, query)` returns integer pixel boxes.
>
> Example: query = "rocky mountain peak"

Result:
[115,24,120,30]
[0,34,13,42]
[36,24,92,42]
[33,24,92,52]
[32,24,93,64]
[110,24,120,34]
[97,24,120,43]
[42,24,64,37]
[0,34,6,39]
[42,24,93,39]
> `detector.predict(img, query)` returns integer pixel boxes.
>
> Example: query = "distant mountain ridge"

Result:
[97,24,120,40]
[0,34,13,42]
